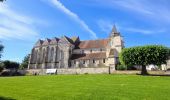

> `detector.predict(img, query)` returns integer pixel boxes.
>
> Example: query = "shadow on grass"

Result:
[136,73,170,77]
[0,96,16,100]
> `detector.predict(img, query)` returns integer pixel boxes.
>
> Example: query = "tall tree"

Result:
[0,43,4,60]
[119,45,170,75]
[20,55,30,69]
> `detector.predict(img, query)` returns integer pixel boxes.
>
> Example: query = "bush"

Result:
[1,71,23,76]
[2,60,19,69]
[116,64,127,70]
[127,66,137,70]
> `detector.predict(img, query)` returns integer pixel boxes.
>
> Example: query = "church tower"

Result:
[109,25,124,56]
[106,25,124,68]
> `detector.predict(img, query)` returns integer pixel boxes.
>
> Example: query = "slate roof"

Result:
[71,52,106,60]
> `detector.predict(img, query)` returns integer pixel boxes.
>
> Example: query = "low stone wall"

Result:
[24,69,170,75]
[112,70,140,74]
[57,68,110,74]
[26,68,113,75]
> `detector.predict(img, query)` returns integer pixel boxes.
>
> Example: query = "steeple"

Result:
[110,25,120,37]
[112,25,118,33]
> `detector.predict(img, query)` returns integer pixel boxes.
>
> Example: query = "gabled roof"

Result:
[63,36,74,44]
[50,37,59,45]
[34,39,44,47]
[71,52,106,60]
[42,38,51,46]
[76,39,109,49]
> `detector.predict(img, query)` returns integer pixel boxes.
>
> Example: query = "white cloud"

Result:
[96,0,170,23]
[48,0,98,39]
[120,27,166,35]
[0,3,39,40]
[97,20,113,33]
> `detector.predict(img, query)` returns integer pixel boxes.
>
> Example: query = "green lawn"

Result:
[0,74,170,100]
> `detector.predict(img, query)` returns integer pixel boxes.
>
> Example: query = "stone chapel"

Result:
[28,26,124,70]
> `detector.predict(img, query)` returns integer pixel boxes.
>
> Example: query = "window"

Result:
[82,50,84,54]
[93,59,95,63]
[83,60,85,64]
[103,59,105,63]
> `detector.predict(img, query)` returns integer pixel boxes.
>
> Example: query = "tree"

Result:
[0,0,6,2]
[119,45,170,75]
[3,60,19,70]
[0,43,4,72]
[20,55,30,69]
[0,44,4,60]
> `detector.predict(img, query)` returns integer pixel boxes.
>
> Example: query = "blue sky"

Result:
[0,0,170,62]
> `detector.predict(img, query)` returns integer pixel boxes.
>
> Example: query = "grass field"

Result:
[0,75,170,100]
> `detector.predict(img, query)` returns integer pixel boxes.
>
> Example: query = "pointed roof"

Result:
[34,39,44,47]
[63,36,74,44]
[110,25,120,37]
[42,38,51,46]
[50,37,59,44]
[111,25,118,33]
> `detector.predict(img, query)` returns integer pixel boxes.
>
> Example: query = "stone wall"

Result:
[57,68,111,74]
[26,67,115,75]
[22,69,170,75]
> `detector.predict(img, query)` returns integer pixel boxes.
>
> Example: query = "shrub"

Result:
[116,64,127,70]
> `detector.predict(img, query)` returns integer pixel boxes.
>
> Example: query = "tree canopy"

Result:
[119,45,170,75]
[0,44,4,60]
[20,55,29,69]
[2,60,20,69]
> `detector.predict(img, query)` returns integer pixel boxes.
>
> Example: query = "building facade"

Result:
[28,26,124,70]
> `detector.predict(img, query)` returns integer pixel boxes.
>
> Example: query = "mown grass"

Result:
[0,74,170,100]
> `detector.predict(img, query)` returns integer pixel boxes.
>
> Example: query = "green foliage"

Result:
[119,45,170,66]
[0,43,4,59]
[119,45,170,74]
[0,62,4,72]
[116,64,127,70]
[2,60,19,69]
[20,55,29,69]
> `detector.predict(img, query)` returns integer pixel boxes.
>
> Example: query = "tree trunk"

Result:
[141,65,148,75]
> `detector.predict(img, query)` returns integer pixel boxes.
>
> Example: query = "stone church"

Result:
[28,26,124,70]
